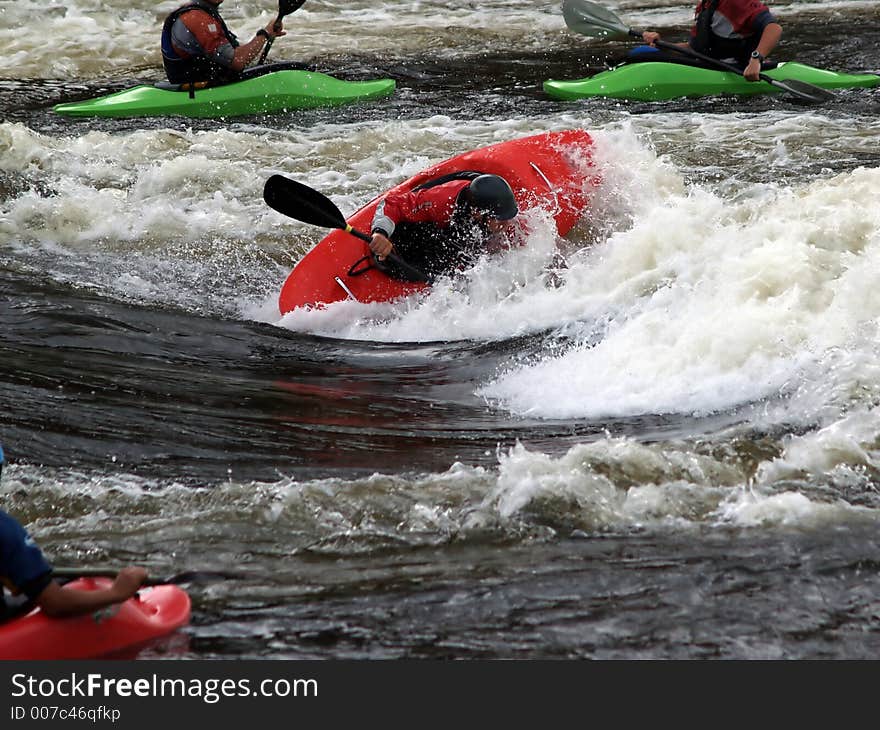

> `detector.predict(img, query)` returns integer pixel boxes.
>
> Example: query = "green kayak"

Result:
[544,61,880,102]
[54,69,396,119]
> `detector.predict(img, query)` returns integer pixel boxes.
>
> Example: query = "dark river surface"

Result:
[3,0,880,659]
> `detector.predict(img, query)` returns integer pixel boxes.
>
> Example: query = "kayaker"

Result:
[368,173,519,282]
[0,444,147,620]
[641,0,782,81]
[161,0,287,85]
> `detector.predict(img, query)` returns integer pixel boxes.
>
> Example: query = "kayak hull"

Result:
[277,129,596,314]
[0,578,191,660]
[54,70,396,119]
[544,61,880,101]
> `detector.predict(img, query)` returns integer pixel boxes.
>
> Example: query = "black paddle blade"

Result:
[562,0,628,38]
[279,0,307,18]
[263,174,348,230]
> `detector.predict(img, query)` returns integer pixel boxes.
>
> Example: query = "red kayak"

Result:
[0,578,191,660]
[278,129,596,314]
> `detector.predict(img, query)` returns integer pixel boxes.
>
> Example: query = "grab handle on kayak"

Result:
[347,255,374,277]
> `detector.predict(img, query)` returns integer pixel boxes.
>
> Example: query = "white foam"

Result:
[482,165,880,421]
[756,408,880,484]
[6,114,880,435]
[714,489,875,530]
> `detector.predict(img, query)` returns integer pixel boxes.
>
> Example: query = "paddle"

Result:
[257,0,308,66]
[51,567,244,586]
[263,174,429,283]
[561,0,835,103]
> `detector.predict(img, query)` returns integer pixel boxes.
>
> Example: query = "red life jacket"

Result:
[691,0,773,64]
[161,2,240,84]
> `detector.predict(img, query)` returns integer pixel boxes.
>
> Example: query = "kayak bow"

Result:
[0,578,191,660]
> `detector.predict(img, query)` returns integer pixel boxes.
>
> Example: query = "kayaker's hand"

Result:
[111,567,148,601]
[264,20,286,38]
[369,232,394,261]
[642,31,661,46]
[744,58,761,81]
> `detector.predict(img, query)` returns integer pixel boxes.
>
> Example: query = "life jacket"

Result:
[161,2,240,85]
[691,0,759,65]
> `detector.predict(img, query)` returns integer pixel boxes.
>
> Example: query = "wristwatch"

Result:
[256,29,271,41]
[750,50,765,62]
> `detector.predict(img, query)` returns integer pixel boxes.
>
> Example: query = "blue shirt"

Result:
[1,510,52,599]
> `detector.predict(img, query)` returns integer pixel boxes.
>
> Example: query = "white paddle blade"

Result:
[562,0,629,38]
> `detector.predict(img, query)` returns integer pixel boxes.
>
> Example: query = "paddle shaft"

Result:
[257,0,308,65]
[257,15,283,65]
[342,223,371,243]
[51,567,242,586]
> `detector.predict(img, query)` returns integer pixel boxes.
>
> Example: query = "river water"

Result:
[2,0,880,659]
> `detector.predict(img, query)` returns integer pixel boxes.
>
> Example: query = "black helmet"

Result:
[464,175,518,221]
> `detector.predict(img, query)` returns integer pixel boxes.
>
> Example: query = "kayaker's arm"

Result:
[35,567,148,618]
[641,31,689,50]
[369,195,404,261]
[744,22,782,81]
[230,21,287,71]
